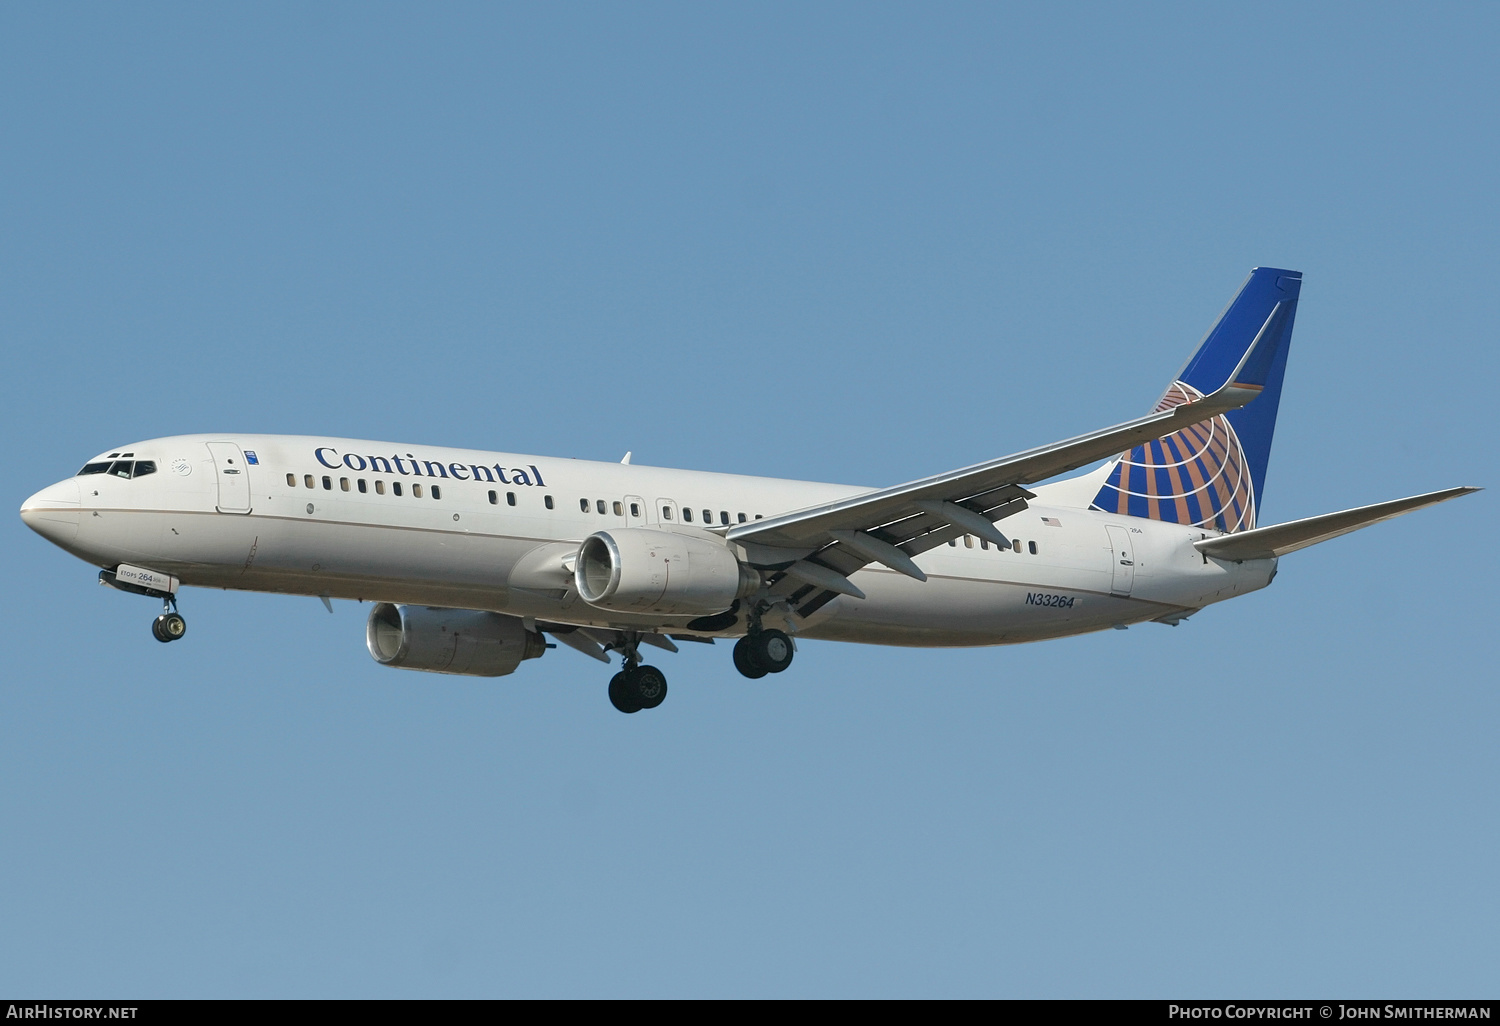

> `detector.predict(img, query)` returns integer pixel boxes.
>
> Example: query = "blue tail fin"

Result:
[1090,267,1301,533]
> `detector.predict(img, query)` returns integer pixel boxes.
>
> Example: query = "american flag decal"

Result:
[1041,517,1061,527]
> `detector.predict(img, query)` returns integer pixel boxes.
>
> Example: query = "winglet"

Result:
[1201,299,1292,410]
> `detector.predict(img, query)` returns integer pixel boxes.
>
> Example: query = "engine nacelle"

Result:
[365,603,546,677]
[575,527,760,615]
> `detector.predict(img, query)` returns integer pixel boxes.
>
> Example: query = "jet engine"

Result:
[365,603,546,676]
[575,528,761,615]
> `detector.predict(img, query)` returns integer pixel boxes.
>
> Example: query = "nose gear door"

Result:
[1105,525,1135,596]
[205,441,252,514]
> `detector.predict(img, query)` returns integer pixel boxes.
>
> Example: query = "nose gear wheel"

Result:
[152,611,187,643]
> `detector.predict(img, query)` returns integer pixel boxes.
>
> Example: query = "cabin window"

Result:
[322,476,332,490]
[755,514,763,520]
[358,479,367,493]
[613,501,623,516]
[683,508,694,522]
[431,485,441,500]
[412,483,423,498]
[964,535,974,548]
[596,499,606,515]
[507,492,516,506]
[720,511,729,525]
[304,475,315,489]
[661,505,672,520]
[738,512,746,523]
[1029,541,1038,555]
[488,490,497,505]
[286,473,296,487]
[393,482,403,496]
[980,539,989,550]
[375,480,385,495]
[1013,539,1022,553]
[702,509,712,524]
[544,495,554,510]
[949,539,957,547]
[629,502,640,517]
[580,498,590,512]
[340,478,350,492]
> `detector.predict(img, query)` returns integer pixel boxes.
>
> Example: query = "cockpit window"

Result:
[80,458,157,478]
[77,459,156,479]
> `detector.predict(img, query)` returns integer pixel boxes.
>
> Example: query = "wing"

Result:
[726,317,1282,618]
[1192,487,1479,561]
[540,622,709,662]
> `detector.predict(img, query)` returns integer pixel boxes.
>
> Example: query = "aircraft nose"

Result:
[20,478,81,546]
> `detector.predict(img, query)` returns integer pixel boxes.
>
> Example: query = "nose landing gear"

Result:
[151,598,187,643]
[99,567,187,644]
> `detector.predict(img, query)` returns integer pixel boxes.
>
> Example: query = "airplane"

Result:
[19,268,1478,713]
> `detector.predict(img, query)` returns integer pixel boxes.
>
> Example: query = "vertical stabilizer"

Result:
[1090,268,1301,533]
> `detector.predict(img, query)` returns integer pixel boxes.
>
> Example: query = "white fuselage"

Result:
[21,434,1277,646]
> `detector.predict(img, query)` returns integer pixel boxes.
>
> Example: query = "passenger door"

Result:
[1105,525,1135,596]
[205,441,252,514]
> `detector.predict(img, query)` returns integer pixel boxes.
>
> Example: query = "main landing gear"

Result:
[605,631,668,714]
[608,664,668,714]
[732,628,794,679]
[597,621,795,713]
[151,597,187,643]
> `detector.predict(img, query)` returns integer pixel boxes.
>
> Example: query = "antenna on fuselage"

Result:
[620,452,632,465]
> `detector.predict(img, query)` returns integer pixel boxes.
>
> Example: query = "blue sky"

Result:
[2,3,1496,997]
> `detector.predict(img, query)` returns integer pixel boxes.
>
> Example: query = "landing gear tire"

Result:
[152,612,187,643]
[608,665,668,714]
[609,671,643,714]
[634,665,668,709]
[733,636,769,679]
[751,629,794,673]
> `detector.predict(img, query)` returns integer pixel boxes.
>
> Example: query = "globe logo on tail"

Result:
[1090,381,1257,533]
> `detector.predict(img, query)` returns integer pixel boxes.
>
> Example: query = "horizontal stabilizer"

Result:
[1193,487,1479,561]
